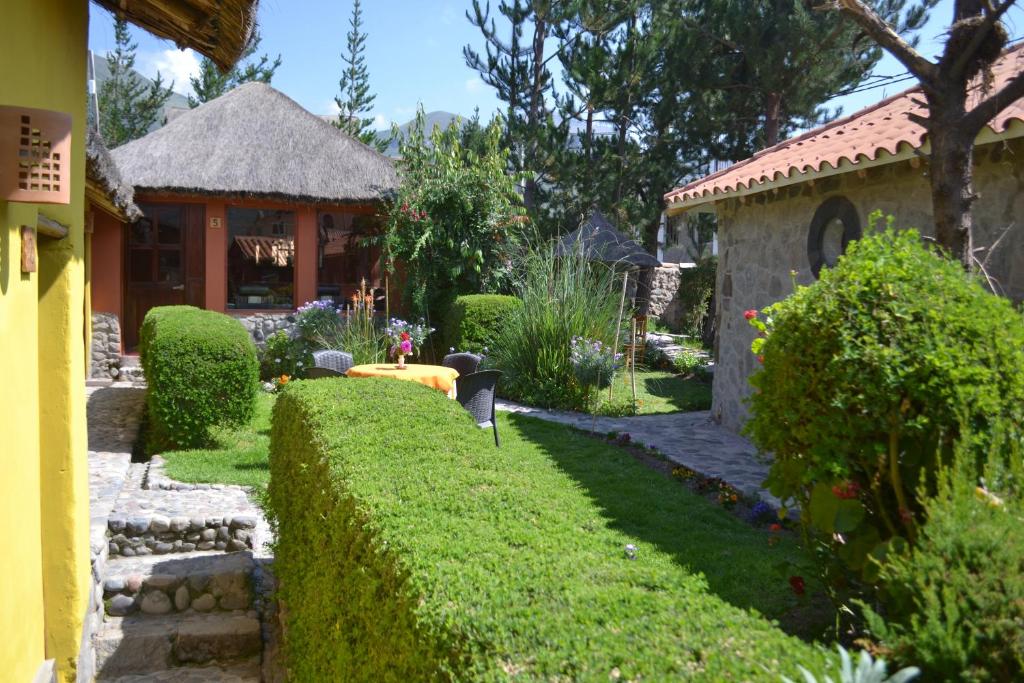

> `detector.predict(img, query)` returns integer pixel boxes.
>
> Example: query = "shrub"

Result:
[677,256,716,343]
[258,330,312,381]
[294,299,342,342]
[267,378,835,681]
[489,245,624,410]
[863,430,1024,682]
[140,306,258,451]
[745,224,1024,590]
[673,348,705,376]
[444,294,522,353]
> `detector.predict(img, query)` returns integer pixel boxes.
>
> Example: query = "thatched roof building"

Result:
[111,82,399,205]
[86,128,141,221]
[557,210,661,269]
[93,0,258,71]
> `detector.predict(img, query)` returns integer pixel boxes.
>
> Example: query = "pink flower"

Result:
[744,309,757,320]
[400,339,413,354]
[769,523,782,533]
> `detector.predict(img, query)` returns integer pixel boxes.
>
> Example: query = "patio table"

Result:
[346,363,459,398]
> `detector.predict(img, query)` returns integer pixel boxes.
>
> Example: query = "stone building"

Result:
[664,45,1024,432]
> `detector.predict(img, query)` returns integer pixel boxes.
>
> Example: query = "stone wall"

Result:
[90,312,122,379]
[230,312,297,345]
[646,264,686,330]
[712,139,1024,432]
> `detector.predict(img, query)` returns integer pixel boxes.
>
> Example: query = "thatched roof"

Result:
[86,128,142,221]
[111,82,399,205]
[93,0,257,72]
[557,210,661,269]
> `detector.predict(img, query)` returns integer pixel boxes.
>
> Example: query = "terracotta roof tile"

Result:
[665,44,1024,210]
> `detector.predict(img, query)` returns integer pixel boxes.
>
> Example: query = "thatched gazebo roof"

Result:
[86,128,141,221]
[93,0,258,72]
[557,210,661,269]
[111,82,399,205]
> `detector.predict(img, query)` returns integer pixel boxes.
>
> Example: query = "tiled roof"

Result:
[665,44,1024,211]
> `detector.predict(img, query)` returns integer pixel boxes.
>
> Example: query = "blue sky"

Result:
[88,0,1023,128]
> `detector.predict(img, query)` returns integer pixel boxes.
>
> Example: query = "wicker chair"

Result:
[304,366,344,379]
[455,370,502,447]
[442,352,482,377]
[312,349,354,374]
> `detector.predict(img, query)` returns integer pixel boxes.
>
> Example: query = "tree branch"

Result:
[830,0,939,86]
[962,68,1024,133]
[948,0,1017,80]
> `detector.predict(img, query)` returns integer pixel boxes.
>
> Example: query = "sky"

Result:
[87,0,1024,129]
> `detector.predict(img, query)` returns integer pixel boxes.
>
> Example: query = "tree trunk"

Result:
[764,92,782,147]
[926,90,975,268]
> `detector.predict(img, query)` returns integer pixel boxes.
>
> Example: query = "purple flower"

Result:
[400,339,413,354]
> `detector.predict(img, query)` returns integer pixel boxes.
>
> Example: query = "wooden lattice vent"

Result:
[0,105,72,205]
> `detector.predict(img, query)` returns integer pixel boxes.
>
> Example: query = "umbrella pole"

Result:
[610,270,629,401]
[630,316,638,408]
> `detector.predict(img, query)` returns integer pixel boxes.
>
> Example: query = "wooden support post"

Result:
[629,316,637,409]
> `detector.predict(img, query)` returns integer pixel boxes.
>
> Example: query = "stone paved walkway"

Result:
[497,400,776,504]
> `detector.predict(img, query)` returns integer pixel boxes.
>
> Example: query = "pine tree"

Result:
[334,0,387,152]
[97,19,175,147]
[187,30,281,107]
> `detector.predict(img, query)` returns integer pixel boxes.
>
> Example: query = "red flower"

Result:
[401,203,409,212]
[831,481,860,500]
[743,309,758,320]
[419,210,428,221]
[769,523,782,533]
[789,575,806,596]
[756,355,765,364]
[401,332,411,341]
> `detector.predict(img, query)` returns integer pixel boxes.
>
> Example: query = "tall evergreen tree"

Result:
[97,19,174,147]
[334,0,387,152]
[187,30,281,107]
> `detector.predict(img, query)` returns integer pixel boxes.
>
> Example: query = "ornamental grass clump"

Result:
[488,245,622,410]
[744,220,1024,596]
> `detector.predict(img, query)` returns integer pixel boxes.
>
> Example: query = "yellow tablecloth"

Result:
[346,363,459,397]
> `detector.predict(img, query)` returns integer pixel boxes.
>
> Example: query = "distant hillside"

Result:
[378,111,463,157]
[92,54,191,136]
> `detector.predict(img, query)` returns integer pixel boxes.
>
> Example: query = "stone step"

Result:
[107,510,257,557]
[97,658,261,682]
[103,551,256,618]
[94,611,262,678]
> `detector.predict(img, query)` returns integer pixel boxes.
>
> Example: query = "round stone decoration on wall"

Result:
[807,195,861,277]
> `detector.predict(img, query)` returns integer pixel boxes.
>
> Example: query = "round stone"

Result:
[149,515,171,533]
[127,517,149,535]
[189,517,206,531]
[180,542,197,553]
[227,539,248,552]
[140,590,172,615]
[216,526,230,541]
[170,516,190,532]
[214,541,227,550]
[199,528,217,542]
[107,594,136,616]
[119,546,135,557]
[197,541,216,551]
[230,515,257,530]
[153,542,174,554]
[125,575,143,593]
[191,594,216,612]
[174,585,191,611]
[103,577,126,594]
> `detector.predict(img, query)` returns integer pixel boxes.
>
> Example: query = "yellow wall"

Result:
[0,1,91,681]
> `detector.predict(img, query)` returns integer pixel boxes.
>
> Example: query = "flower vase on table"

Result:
[386,317,435,371]
[396,353,407,369]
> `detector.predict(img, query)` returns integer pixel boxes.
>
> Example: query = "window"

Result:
[128,206,183,284]
[807,196,860,277]
[227,207,295,309]
[316,210,383,308]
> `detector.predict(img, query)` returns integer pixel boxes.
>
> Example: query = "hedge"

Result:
[444,294,523,353]
[267,377,834,681]
[140,305,258,451]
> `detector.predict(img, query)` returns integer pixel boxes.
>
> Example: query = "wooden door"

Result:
[124,203,205,349]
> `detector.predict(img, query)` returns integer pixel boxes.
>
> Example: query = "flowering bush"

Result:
[570,337,622,390]
[259,330,310,381]
[385,318,434,359]
[295,300,342,342]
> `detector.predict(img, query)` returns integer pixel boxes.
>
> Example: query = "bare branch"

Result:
[962,68,1024,133]
[830,0,939,86]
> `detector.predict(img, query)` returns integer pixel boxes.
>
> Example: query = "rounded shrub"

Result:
[746,225,1024,583]
[140,306,259,451]
[444,293,523,353]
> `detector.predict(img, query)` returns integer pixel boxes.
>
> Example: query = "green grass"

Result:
[160,391,275,488]
[267,378,835,680]
[596,367,712,415]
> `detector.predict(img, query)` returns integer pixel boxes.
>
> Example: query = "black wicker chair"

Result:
[442,352,482,377]
[304,366,345,379]
[312,349,354,374]
[455,369,502,447]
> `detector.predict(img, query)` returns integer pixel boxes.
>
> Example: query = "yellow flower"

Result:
[279,374,290,385]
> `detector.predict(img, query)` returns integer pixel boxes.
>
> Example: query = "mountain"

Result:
[377,111,463,157]
[91,52,191,136]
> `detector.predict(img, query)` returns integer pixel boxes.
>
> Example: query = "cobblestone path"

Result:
[497,401,776,504]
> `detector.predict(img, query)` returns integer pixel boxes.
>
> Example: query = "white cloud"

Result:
[140,48,201,97]
[326,99,342,116]
[372,114,391,130]
[465,77,484,93]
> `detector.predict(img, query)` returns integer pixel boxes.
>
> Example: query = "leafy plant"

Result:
[444,294,523,353]
[570,337,622,391]
[140,306,258,451]
[314,309,388,367]
[744,222,1024,597]
[783,646,919,683]
[379,107,526,323]
[676,257,717,343]
[294,300,342,343]
[488,245,624,411]
[673,348,705,376]
[259,330,311,381]
[862,426,1024,682]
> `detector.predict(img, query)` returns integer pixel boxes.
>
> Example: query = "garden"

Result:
[137,116,1024,683]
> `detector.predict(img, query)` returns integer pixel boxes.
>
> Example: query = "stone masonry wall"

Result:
[712,140,1024,432]
[91,312,122,379]
[646,264,687,330]
[231,312,297,345]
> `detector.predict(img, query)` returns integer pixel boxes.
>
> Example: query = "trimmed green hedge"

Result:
[268,378,834,681]
[140,306,258,451]
[444,294,522,353]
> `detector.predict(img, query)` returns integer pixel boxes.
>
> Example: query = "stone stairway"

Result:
[87,384,278,682]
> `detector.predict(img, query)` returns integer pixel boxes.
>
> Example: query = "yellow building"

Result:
[0,2,253,680]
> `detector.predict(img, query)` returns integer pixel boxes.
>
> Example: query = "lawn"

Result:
[595,367,712,415]
[161,391,274,488]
